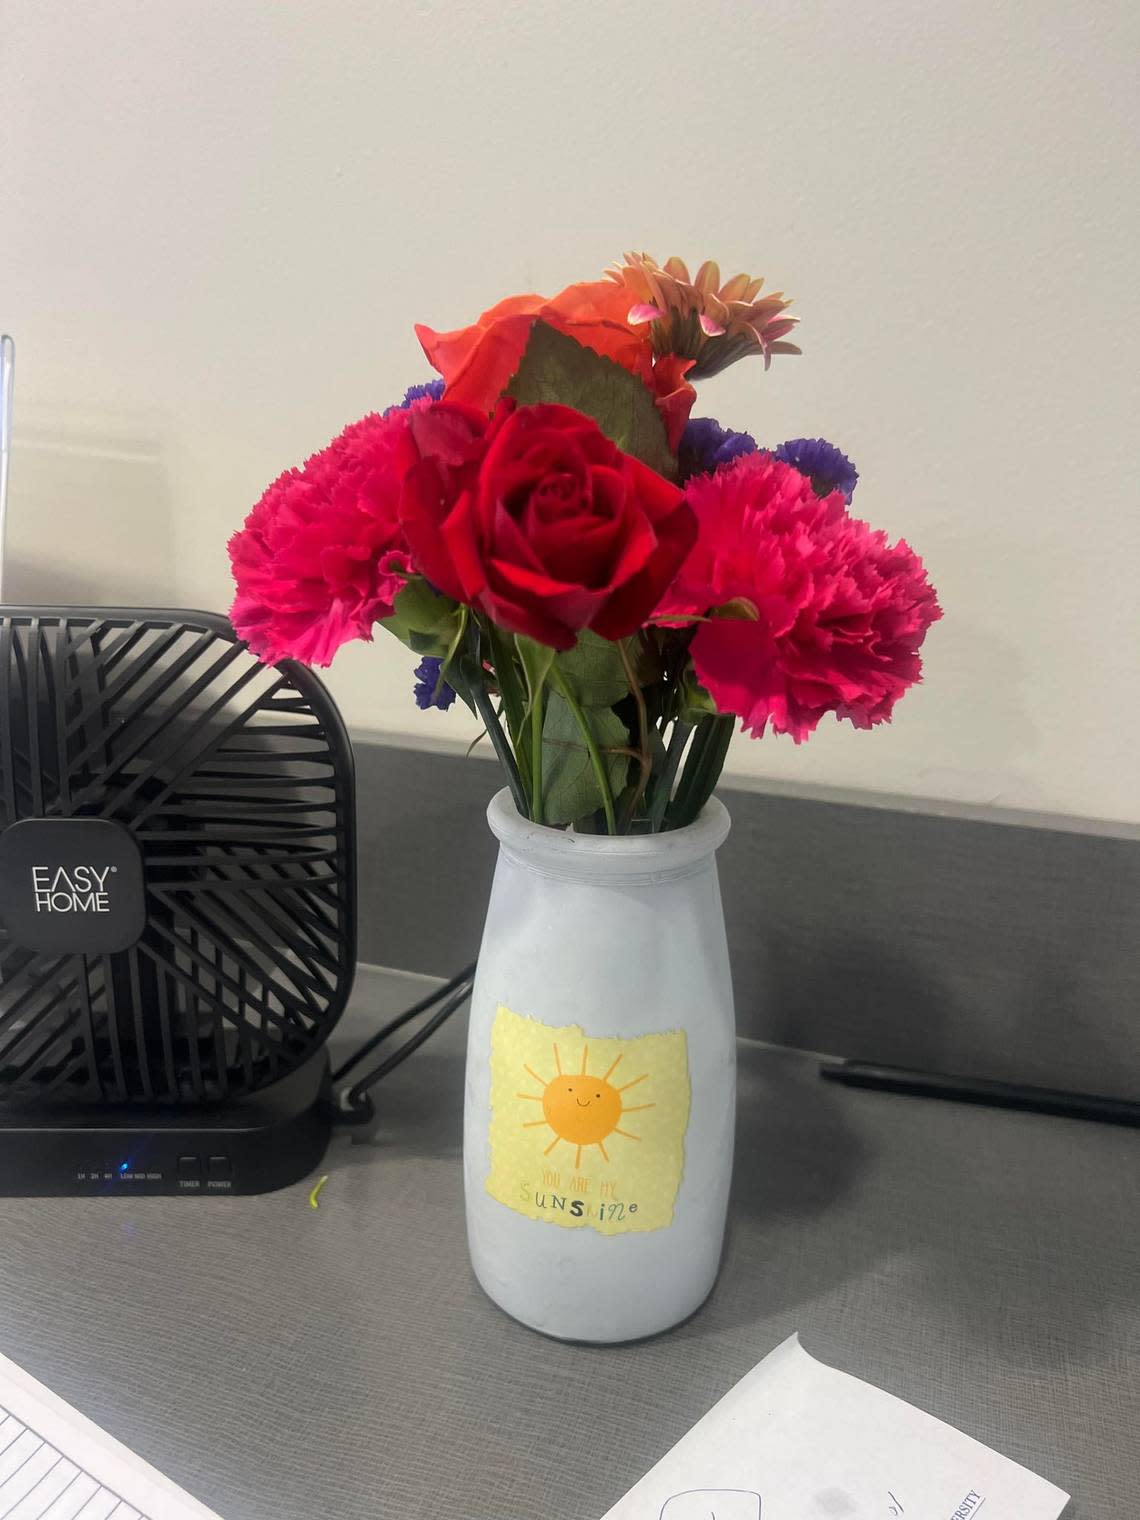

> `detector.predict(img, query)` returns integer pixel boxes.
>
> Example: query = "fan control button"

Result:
[177,1155,202,1185]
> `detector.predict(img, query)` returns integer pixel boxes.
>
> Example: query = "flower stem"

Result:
[487,624,528,762]
[549,664,617,836]
[667,713,734,830]
[468,626,530,818]
[648,718,693,833]
[618,639,651,831]
[530,680,544,826]
[664,716,708,824]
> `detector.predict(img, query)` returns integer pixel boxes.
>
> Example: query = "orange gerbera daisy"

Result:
[606,253,801,379]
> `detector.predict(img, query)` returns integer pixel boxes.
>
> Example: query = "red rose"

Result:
[400,401,696,650]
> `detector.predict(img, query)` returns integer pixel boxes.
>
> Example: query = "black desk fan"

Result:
[0,338,359,1195]
[0,605,357,1195]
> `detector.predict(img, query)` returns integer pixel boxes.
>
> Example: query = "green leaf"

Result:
[541,694,629,827]
[678,667,719,725]
[505,320,678,481]
[379,578,463,659]
[647,722,669,776]
[437,603,470,689]
[553,630,630,708]
[515,635,556,707]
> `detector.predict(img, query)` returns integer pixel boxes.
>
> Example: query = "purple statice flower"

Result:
[413,655,456,712]
[384,377,445,416]
[678,416,758,482]
[773,437,858,503]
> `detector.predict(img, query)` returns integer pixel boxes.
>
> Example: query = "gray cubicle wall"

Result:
[353,738,1140,1099]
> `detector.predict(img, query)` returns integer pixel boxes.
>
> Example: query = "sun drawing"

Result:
[517,1044,655,1167]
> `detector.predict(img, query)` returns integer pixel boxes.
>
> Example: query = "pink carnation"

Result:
[229,409,416,666]
[662,452,940,741]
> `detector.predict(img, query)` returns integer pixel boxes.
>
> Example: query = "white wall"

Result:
[4,0,1138,824]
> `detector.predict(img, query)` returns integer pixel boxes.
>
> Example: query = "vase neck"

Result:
[485,789,731,885]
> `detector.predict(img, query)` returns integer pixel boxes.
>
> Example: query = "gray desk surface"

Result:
[1,966,1137,1519]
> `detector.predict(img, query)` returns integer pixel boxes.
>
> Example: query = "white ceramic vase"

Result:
[463,788,735,1343]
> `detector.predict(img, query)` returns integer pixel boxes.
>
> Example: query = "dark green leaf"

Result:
[380,578,463,659]
[553,630,630,708]
[541,694,629,827]
[505,320,678,481]
[647,723,669,775]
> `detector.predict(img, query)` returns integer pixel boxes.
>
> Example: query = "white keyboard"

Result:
[0,1355,221,1520]
[0,1405,145,1520]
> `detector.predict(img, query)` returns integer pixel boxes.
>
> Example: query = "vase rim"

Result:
[486,788,731,880]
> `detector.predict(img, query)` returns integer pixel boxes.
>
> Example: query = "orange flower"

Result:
[648,353,698,452]
[416,280,653,414]
[607,253,801,378]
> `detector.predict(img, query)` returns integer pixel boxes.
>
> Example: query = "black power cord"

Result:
[330,962,477,1126]
[820,1058,1140,1126]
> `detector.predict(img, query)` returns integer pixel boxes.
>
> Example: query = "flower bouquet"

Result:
[229,253,939,1342]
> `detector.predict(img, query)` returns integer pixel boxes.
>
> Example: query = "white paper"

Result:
[602,1335,1070,1520]
[0,1349,224,1520]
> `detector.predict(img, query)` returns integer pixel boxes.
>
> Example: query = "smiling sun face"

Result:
[518,1044,655,1167]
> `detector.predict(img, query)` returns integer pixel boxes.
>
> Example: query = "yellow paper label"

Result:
[485,1004,691,1236]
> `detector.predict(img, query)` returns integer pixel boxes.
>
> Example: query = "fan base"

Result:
[0,1049,331,1197]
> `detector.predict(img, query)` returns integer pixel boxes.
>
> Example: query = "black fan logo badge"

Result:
[32,863,116,915]
[0,817,145,955]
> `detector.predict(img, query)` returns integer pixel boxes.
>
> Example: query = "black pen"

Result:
[819,1059,1140,1128]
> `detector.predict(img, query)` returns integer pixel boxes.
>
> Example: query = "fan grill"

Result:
[0,610,355,1105]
